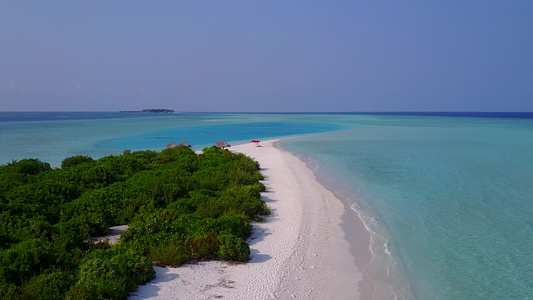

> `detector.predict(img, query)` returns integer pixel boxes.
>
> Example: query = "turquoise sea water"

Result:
[1,112,532,299]
[283,115,533,299]
[0,113,342,167]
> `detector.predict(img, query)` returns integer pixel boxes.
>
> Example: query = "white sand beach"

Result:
[130,139,368,300]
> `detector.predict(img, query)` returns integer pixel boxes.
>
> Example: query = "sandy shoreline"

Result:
[130,139,370,299]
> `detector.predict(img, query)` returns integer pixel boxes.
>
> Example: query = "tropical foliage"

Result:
[0,146,268,299]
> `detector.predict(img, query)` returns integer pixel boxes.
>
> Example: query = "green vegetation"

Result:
[0,146,268,299]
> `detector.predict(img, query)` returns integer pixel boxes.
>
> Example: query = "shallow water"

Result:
[282,115,533,299]
[2,112,533,299]
[0,112,341,166]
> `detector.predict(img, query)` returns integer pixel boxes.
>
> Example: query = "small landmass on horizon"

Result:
[120,109,175,113]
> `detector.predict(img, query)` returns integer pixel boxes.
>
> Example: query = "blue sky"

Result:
[1,1,532,112]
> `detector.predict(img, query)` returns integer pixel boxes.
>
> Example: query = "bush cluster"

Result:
[0,146,268,299]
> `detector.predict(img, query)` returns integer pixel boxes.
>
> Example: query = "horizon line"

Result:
[1,110,532,114]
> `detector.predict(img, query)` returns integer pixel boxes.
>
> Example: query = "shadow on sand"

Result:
[249,248,272,264]
[129,267,179,299]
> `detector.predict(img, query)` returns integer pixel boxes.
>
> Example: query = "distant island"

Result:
[120,109,175,113]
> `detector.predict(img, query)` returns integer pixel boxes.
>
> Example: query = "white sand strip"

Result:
[130,139,363,300]
[93,225,129,245]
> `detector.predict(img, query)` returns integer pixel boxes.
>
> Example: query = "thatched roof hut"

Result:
[214,140,231,149]
[179,141,191,147]
[165,141,178,149]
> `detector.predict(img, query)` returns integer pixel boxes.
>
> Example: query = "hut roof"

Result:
[165,141,178,149]
[214,140,231,149]
[179,141,191,147]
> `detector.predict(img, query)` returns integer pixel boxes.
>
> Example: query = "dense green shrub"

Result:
[121,194,152,223]
[0,280,19,299]
[61,182,146,232]
[208,215,252,240]
[153,146,199,172]
[218,234,250,262]
[187,233,219,260]
[109,248,155,287]
[188,189,218,205]
[150,238,189,267]
[24,271,76,300]
[166,198,196,215]
[10,159,51,175]
[61,155,95,169]
[0,234,15,250]
[5,182,65,224]
[0,239,58,286]
[66,248,154,300]
[52,218,90,252]
[66,272,126,300]
[0,145,268,299]
[0,172,28,193]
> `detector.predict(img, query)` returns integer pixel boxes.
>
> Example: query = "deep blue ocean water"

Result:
[1,112,532,299]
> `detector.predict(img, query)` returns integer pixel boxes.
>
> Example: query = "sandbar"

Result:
[129,139,368,299]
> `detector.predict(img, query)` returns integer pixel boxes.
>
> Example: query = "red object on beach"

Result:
[251,140,261,145]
